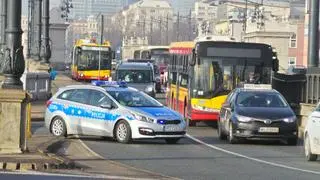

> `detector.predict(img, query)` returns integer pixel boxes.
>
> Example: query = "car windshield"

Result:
[236,92,288,108]
[117,69,152,83]
[107,90,162,107]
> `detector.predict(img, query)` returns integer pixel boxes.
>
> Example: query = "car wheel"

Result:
[287,137,298,146]
[218,121,227,140]
[228,122,238,144]
[304,134,318,161]
[115,120,132,144]
[51,116,67,137]
[165,138,180,144]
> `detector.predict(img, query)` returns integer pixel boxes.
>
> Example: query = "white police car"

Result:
[44,81,186,144]
[304,103,320,161]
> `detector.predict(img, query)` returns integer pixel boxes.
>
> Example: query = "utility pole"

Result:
[2,0,25,88]
[35,0,42,61]
[308,0,319,67]
[150,16,153,45]
[0,0,7,50]
[143,18,146,39]
[176,12,180,41]
[188,9,192,40]
[100,14,104,44]
[243,0,247,33]
[42,0,51,63]
[159,17,162,45]
[166,14,169,45]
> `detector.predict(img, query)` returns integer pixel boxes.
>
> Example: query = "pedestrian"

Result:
[48,65,57,80]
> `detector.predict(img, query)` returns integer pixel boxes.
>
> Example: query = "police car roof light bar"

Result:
[91,80,127,87]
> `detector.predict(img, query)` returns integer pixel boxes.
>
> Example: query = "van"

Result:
[115,62,156,97]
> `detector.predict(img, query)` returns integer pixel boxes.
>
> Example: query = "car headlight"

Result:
[236,115,252,122]
[79,73,84,77]
[131,113,154,123]
[283,116,296,123]
[145,85,154,92]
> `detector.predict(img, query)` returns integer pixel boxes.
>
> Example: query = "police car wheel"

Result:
[51,117,67,137]
[304,134,318,161]
[165,138,180,144]
[115,120,132,144]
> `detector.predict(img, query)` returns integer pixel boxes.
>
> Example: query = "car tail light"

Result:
[46,100,52,107]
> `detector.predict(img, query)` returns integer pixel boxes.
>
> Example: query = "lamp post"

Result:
[41,0,51,63]
[0,0,7,50]
[1,0,25,89]
[308,0,319,68]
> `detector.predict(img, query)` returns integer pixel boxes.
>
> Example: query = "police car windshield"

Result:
[108,90,162,107]
[236,92,288,108]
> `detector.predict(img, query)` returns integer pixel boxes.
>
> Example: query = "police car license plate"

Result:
[259,127,279,133]
[164,125,179,132]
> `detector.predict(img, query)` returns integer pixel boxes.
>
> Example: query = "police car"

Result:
[218,84,298,145]
[44,81,186,144]
[304,103,320,161]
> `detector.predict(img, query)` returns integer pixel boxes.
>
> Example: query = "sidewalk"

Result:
[0,73,172,179]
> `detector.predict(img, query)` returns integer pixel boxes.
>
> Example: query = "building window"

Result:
[288,57,296,67]
[289,33,297,48]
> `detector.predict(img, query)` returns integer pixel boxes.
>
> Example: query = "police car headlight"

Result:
[236,115,252,122]
[132,113,154,123]
[145,85,154,92]
[283,116,296,123]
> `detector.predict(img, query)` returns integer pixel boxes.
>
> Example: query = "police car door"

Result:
[67,89,91,135]
[87,89,115,136]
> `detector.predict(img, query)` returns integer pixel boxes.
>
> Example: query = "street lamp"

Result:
[60,0,73,22]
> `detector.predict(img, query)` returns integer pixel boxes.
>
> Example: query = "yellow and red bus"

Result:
[71,38,114,81]
[167,36,279,126]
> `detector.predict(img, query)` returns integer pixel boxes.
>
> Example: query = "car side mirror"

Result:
[223,102,233,111]
[100,102,113,109]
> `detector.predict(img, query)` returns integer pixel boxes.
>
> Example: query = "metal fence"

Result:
[302,74,320,104]
[21,72,52,100]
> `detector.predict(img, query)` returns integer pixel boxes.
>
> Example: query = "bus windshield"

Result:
[192,57,272,99]
[151,54,170,65]
[77,50,111,70]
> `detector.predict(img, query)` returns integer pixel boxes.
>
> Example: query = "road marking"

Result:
[186,134,320,175]
[77,138,181,180]
[0,170,143,179]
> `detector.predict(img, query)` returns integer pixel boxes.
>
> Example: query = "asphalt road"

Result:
[46,74,320,179]
[81,94,320,180]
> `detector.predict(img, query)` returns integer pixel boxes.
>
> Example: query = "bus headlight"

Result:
[192,105,219,112]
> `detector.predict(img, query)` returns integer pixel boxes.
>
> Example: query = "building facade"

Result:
[168,0,197,15]
[70,0,127,19]
[112,0,174,45]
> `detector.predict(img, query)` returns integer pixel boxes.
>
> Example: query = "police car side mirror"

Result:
[100,102,113,109]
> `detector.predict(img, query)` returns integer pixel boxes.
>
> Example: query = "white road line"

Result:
[186,134,320,175]
[77,138,181,180]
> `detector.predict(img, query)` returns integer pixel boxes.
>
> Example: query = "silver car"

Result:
[45,81,186,144]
